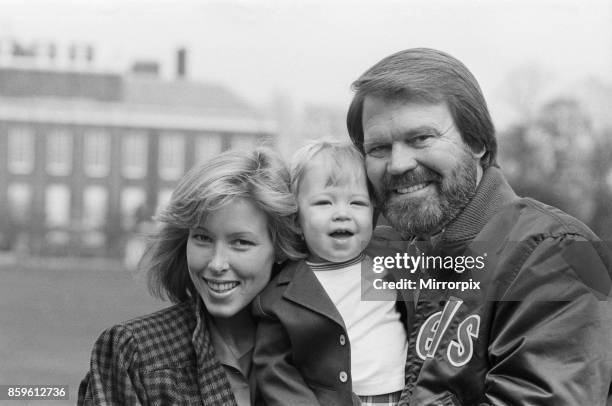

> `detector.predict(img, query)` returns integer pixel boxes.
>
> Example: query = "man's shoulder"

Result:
[478,197,611,298]
[484,196,599,242]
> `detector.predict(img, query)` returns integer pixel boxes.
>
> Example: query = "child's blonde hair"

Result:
[290,140,370,197]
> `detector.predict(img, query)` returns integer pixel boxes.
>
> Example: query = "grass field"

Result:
[0,257,167,405]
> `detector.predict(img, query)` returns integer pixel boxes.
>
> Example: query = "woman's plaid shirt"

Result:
[78,299,238,405]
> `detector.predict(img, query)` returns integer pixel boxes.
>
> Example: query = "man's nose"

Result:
[209,245,230,273]
[387,143,418,175]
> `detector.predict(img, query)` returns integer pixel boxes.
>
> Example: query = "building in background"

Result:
[0,40,277,257]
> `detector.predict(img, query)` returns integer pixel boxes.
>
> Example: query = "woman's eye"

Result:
[233,239,255,248]
[193,234,212,243]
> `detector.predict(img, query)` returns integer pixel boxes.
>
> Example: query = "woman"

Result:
[78,148,303,405]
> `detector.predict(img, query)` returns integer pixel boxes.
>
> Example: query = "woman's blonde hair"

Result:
[144,148,304,303]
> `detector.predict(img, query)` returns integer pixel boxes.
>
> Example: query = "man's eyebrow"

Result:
[365,125,442,144]
[398,126,443,138]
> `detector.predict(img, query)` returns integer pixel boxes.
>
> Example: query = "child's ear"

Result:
[372,207,381,227]
[274,252,287,264]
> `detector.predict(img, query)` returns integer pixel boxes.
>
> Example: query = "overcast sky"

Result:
[1,0,611,122]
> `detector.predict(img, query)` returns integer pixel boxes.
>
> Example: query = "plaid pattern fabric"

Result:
[78,299,237,406]
[359,390,402,406]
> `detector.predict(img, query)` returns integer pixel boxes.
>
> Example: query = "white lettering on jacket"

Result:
[416,298,480,367]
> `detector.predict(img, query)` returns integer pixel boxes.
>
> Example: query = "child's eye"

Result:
[351,200,370,207]
[314,200,332,206]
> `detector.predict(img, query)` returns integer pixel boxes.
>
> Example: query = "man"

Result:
[348,48,612,406]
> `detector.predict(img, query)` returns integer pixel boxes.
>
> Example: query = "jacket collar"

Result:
[441,167,518,244]
[278,260,346,328]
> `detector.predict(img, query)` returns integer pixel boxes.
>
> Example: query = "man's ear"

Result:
[471,147,486,160]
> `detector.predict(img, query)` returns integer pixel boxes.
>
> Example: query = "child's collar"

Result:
[306,252,365,271]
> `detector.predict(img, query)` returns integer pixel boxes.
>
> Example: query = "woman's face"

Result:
[186,198,275,318]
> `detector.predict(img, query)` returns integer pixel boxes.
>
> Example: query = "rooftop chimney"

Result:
[176,47,187,79]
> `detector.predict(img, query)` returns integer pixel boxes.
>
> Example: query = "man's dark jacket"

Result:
[387,167,612,406]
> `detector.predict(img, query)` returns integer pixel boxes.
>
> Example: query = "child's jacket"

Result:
[253,259,408,406]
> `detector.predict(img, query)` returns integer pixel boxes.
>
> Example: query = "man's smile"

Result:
[394,182,432,194]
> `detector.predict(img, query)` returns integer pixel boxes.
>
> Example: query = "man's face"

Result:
[361,96,484,238]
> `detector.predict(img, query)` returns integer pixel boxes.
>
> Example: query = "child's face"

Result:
[297,155,373,263]
[186,198,275,319]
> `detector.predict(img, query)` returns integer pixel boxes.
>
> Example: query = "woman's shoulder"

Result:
[93,301,198,369]
[118,301,196,335]
[81,301,209,405]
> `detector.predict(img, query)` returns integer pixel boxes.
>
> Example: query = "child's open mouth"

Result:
[329,230,354,239]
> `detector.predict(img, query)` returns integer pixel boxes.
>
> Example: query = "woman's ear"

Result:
[294,219,304,240]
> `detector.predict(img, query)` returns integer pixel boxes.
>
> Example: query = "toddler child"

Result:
[253,141,407,406]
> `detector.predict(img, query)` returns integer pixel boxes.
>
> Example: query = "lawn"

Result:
[0,257,167,405]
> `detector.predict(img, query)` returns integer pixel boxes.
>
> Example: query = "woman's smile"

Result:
[204,278,241,295]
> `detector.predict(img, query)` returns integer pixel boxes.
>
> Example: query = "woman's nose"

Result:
[208,245,230,273]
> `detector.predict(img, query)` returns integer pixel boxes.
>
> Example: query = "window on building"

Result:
[82,186,108,248]
[83,186,108,229]
[159,132,185,180]
[231,134,259,151]
[8,127,35,174]
[84,130,110,177]
[120,187,147,231]
[122,131,148,179]
[45,184,71,227]
[7,183,31,225]
[195,134,223,164]
[46,130,73,176]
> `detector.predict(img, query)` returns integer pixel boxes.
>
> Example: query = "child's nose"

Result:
[332,207,350,221]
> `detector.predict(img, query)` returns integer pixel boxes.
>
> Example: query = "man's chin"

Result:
[384,202,443,238]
